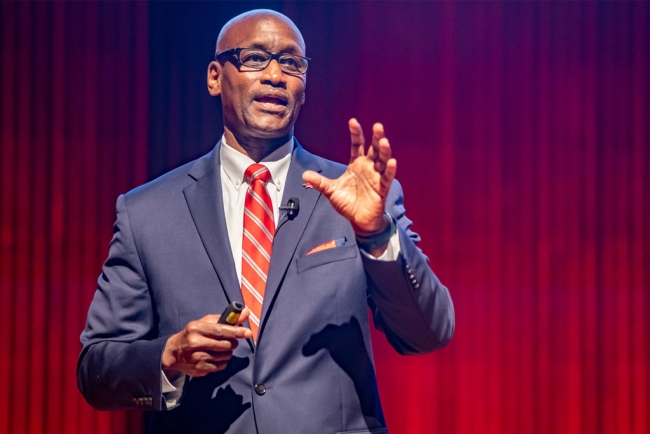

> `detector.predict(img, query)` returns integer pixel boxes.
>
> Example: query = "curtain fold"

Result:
[0,2,147,433]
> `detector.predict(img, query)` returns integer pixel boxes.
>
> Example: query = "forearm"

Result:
[364,225,455,355]
[77,336,169,411]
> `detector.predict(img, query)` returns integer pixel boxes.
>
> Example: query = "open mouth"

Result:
[254,92,289,109]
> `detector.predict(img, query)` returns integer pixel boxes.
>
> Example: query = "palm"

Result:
[325,157,387,232]
[303,119,397,234]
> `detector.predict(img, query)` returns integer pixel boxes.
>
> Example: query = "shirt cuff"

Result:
[161,370,186,409]
[359,230,401,261]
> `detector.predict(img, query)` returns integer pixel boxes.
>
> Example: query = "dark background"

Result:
[1,1,648,433]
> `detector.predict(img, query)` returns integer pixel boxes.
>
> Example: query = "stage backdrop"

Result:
[1,1,648,433]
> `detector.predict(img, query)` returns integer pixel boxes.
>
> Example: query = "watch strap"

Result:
[355,212,397,251]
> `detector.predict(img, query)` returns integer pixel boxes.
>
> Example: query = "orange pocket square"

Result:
[306,237,347,255]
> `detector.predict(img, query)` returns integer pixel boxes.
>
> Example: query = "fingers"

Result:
[179,327,239,376]
[380,158,397,193]
[166,314,252,377]
[349,118,365,161]
[368,123,385,162]
[237,307,251,325]
[190,318,252,340]
[201,314,222,324]
[188,352,231,376]
[349,120,392,174]
[302,170,335,198]
[374,137,392,174]
[205,349,236,361]
[183,325,239,353]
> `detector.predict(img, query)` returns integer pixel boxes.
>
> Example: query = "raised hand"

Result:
[302,118,397,236]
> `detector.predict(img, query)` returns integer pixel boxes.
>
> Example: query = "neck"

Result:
[224,128,292,163]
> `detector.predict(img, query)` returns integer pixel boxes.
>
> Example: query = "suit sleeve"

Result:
[362,180,455,355]
[77,194,168,411]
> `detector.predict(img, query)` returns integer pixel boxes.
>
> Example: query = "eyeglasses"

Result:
[215,47,310,75]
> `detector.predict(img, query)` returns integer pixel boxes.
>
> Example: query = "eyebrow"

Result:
[247,42,304,56]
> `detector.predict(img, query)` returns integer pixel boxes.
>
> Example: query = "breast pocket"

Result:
[295,243,358,274]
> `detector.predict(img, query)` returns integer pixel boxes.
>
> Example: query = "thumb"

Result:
[302,170,335,197]
[237,307,251,325]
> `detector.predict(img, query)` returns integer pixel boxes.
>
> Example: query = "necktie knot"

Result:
[245,164,272,184]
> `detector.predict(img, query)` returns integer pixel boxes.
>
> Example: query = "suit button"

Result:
[254,383,266,395]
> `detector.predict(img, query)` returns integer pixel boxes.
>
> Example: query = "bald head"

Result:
[216,9,305,56]
[207,9,308,159]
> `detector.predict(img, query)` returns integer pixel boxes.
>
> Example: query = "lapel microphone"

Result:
[279,197,300,220]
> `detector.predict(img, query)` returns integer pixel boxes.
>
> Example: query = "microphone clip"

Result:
[279,197,300,221]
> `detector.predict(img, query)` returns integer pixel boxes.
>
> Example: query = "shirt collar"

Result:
[220,134,294,192]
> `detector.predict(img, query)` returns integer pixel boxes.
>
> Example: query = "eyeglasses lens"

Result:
[239,48,308,74]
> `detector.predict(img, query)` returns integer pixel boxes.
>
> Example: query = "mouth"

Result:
[253,92,289,110]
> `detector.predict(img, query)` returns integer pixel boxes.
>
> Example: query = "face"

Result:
[209,14,306,142]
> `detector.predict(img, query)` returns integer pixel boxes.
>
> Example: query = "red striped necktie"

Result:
[241,164,275,342]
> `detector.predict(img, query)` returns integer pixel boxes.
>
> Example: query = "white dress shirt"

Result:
[220,137,293,283]
[162,136,401,408]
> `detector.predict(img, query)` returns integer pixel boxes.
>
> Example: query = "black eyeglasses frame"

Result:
[215,47,311,76]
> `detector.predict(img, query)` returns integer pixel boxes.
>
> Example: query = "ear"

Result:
[207,61,221,97]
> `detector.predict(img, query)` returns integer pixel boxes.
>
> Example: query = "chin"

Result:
[247,117,293,138]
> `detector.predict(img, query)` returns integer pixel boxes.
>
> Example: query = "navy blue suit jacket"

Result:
[77,141,454,434]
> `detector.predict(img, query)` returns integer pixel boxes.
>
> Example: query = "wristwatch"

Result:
[355,212,397,251]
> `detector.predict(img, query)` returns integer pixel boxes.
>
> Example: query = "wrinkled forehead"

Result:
[217,13,306,56]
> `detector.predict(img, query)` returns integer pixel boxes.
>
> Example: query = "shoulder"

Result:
[123,146,217,208]
[293,139,347,180]
[313,155,347,179]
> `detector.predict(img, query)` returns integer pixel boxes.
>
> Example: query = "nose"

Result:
[260,59,286,86]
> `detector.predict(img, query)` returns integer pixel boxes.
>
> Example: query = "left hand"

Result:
[302,118,397,235]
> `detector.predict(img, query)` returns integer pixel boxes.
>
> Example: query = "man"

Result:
[78,9,454,434]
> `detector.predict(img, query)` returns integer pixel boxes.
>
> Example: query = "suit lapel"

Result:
[258,141,322,343]
[183,143,242,306]
[182,140,324,345]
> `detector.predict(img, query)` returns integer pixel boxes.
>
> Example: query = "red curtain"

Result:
[1,1,648,433]
[0,1,147,433]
